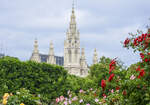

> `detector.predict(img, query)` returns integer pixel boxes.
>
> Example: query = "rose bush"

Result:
[56,29,150,105]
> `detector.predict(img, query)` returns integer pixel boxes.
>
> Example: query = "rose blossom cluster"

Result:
[123,32,148,79]
[101,59,118,96]
[101,59,116,90]
[124,32,150,50]
[139,52,150,63]
[136,66,145,79]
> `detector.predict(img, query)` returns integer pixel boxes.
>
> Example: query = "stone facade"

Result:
[63,6,89,77]
[30,5,99,77]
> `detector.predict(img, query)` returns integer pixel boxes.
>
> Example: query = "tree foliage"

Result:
[0,56,68,104]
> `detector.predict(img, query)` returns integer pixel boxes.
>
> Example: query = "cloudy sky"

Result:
[0,0,150,66]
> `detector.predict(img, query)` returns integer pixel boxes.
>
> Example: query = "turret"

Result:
[30,38,41,62]
[80,48,88,76]
[47,41,56,64]
[64,1,80,68]
[80,48,87,68]
[93,48,98,64]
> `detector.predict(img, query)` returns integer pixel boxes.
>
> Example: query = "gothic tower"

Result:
[47,41,56,64]
[30,38,41,62]
[64,3,82,76]
[80,48,88,75]
[64,2,89,77]
[93,48,98,64]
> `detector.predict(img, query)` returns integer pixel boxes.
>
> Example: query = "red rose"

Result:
[108,73,115,82]
[101,80,106,91]
[145,58,149,62]
[136,66,140,72]
[133,38,138,46]
[142,34,145,38]
[140,53,144,59]
[124,38,130,46]
[109,66,115,74]
[138,36,143,43]
[116,86,120,90]
[109,59,116,74]
[138,69,145,79]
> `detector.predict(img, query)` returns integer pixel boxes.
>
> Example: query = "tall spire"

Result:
[49,41,54,56]
[33,38,39,53]
[81,48,85,60]
[80,48,88,76]
[69,0,76,33]
[47,41,56,64]
[93,48,98,64]
[30,38,41,62]
[80,48,87,68]
[72,0,75,11]
[71,0,75,15]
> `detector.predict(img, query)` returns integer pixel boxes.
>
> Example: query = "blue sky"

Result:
[0,0,150,66]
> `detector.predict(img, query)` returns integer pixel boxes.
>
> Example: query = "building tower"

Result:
[93,48,98,64]
[80,48,88,76]
[30,38,41,62]
[64,2,81,76]
[47,41,56,64]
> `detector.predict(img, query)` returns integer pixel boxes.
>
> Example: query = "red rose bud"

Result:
[108,73,115,82]
[145,58,149,62]
[101,80,106,91]
[142,34,145,38]
[109,59,116,74]
[138,36,143,42]
[140,53,144,59]
[124,38,130,46]
[138,69,145,79]
[136,66,140,72]
[145,33,147,36]
[116,86,120,90]
[140,69,145,77]
[133,39,138,46]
